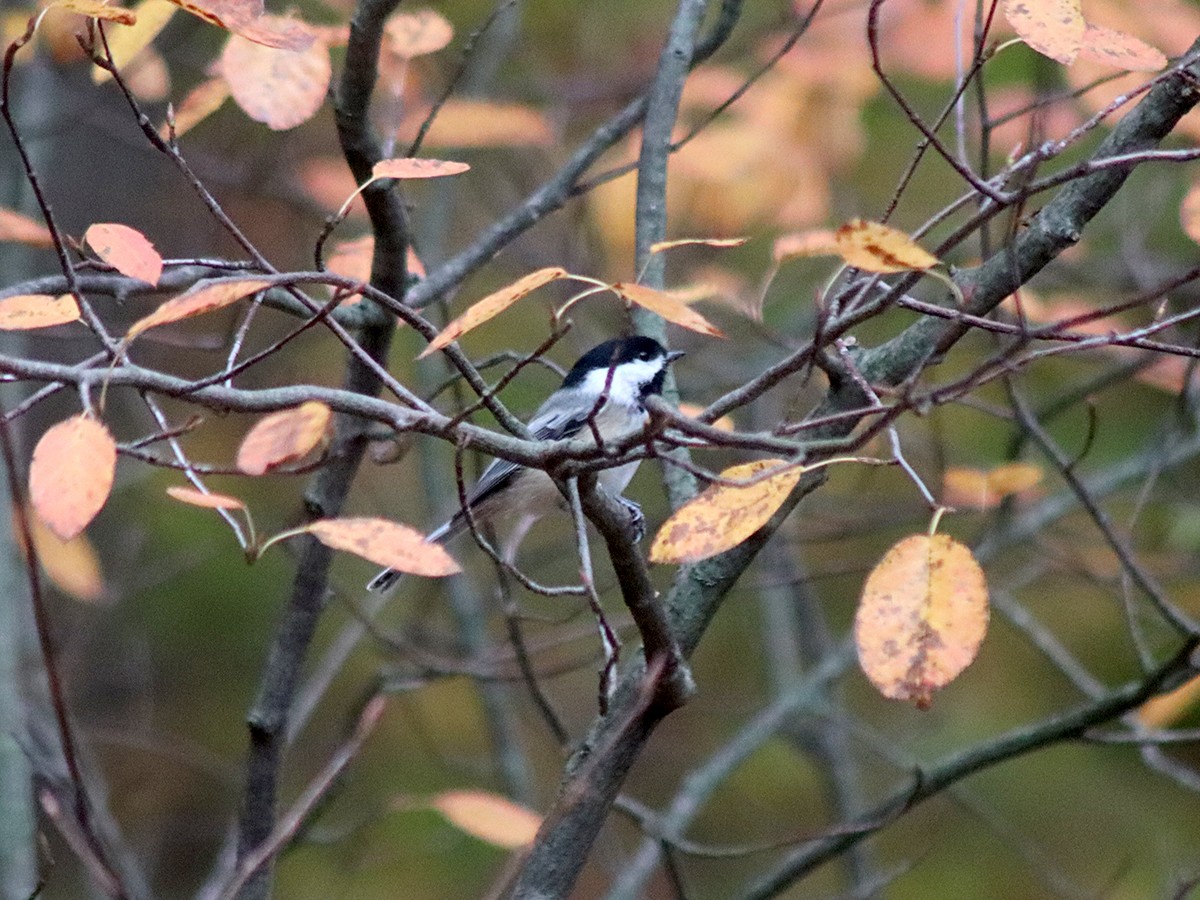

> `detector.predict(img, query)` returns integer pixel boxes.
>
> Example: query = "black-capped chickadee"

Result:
[368,336,684,592]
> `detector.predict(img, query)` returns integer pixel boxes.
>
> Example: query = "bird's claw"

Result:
[618,496,645,543]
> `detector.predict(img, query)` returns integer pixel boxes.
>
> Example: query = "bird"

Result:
[368,336,684,592]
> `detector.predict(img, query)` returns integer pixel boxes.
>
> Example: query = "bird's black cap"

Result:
[562,336,673,387]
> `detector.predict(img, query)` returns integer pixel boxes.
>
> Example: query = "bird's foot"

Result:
[617,496,645,543]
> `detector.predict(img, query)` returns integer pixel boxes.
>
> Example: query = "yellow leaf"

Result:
[92,0,176,84]
[649,236,748,254]
[384,8,453,58]
[429,790,541,849]
[372,157,470,179]
[306,517,461,577]
[19,510,105,602]
[1077,23,1166,71]
[1139,673,1200,729]
[1002,0,1085,64]
[166,485,246,510]
[985,461,1042,496]
[51,0,137,24]
[420,267,567,358]
[0,294,80,330]
[612,282,725,337]
[0,207,53,246]
[834,219,939,273]
[649,460,801,564]
[220,23,331,131]
[29,415,117,541]
[399,99,554,148]
[236,401,332,475]
[163,76,230,138]
[85,222,163,286]
[854,534,989,708]
[125,277,270,340]
[944,463,1042,510]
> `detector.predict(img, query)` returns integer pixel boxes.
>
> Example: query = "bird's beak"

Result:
[667,350,686,363]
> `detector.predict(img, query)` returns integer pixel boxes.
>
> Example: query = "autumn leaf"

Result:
[15,508,105,602]
[676,401,735,432]
[166,485,247,510]
[0,294,80,330]
[372,158,470,180]
[428,790,541,849]
[943,462,1042,510]
[649,459,802,564]
[773,229,840,261]
[384,8,453,57]
[236,402,332,475]
[1077,23,1167,71]
[51,0,137,24]
[834,219,939,273]
[29,415,117,541]
[85,222,163,285]
[92,0,176,84]
[165,0,315,50]
[398,99,554,148]
[164,77,230,138]
[612,282,725,337]
[1139,673,1200,729]
[0,207,53,246]
[220,24,331,130]
[125,278,270,340]
[305,517,461,577]
[854,533,989,708]
[649,236,748,254]
[1002,0,1084,65]
[1179,182,1200,245]
[420,267,568,358]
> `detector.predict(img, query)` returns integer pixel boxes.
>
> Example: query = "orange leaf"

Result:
[1139,673,1200,729]
[92,0,176,84]
[429,790,541,849]
[384,8,453,58]
[834,219,939,273]
[773,229,839,261]
[236,402,332,475]
[0,294,80,330]
[1002,0,1084,64]
[1077,23,1167,71]
[125,277,270,340]
[612,282,725,337]
[985,461,1042,496]
[18,509,105,602]
[220,24,331,130]
[29,415,117,540]
[1181,183,1200,245]
[0,207,52,246]
[649,236,748,254]
[398,99,554,148]
[51,0,137,24]
[943,462,1041,510]
[854,533,989,708]
[372,157,470,179]
[164,76,230,138]
[85,222,163,285]
[165,0,315,49]
[420,267,567,358]
[676,401,734,432]
[166,485,246,510]
[649,460,801,564]
[122,44,170,102]
[305,517,461,577]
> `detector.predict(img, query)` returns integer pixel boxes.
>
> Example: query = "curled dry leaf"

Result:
[305,517,461,577]
[943,462,1042,510]
[420,267,568,358]
[17,509,106,603]
[220,24,331,130]
[855,533,989,709]
[85,222,163,286]
[372,157,470,180]
[384,8,453,57]
[166,485,246,510]
[236,401,332,475]
[164,77,230,138]
[29,415,117,541]
[1002,0,1084,64]
[52,0,137,24]
[612,282,725,337]
[773,229,839,261]
[834,219,939,273]
[650,459,802,564]
[649,236,748,254]
[1138,672,1200,729]
[429,790,541,849]
[1077,23,1167,71]
[0,207,53,246]
[92,0,176,84]
[166,0,315,50]
[0,294,80,330]
[125,277,270,340]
